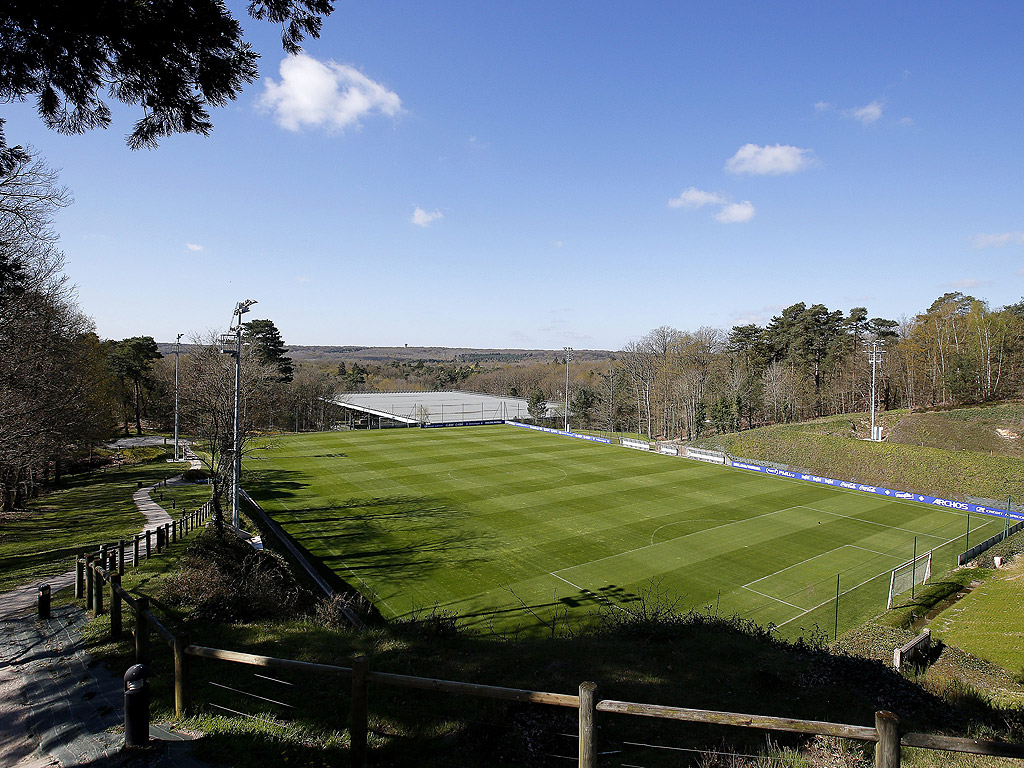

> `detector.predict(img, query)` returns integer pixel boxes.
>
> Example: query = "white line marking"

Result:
[798,504,950,540]
[741,586,803,610]
[553,506,798,576]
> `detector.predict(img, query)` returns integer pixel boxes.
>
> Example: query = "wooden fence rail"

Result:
[76,495,1024,768]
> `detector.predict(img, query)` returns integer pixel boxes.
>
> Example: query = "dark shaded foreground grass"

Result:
[73,529,1024,768]
[0,448,198,593]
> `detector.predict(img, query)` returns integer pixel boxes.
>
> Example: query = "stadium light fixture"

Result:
[564,347,573,432]
[228,298,257,528]
[866,341,885,441]
[174,333,183,461]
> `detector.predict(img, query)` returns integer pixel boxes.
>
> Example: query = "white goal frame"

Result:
[886,550,932,609]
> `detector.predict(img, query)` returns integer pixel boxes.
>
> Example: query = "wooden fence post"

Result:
[171,519,177,544]
[110,575,122,639]
[85,556,94,611]
[92,562,104,615]
[135,596,150,665]
[875,710,901,768]
[579,681,597,768]
[118,540,126,576]
[350,655,369,768]
[174,633,191,717]
[75,557,85,599]
[145,529,152,559]
[133,535,140,568]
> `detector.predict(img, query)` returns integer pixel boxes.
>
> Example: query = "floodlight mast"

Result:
[228,299,257,528]
[564,347,573,432]
[174,333,183,461]
[866,341,885,441]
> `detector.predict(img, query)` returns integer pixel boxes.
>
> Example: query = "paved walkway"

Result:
[0,447,210,766]
[0,606,207,768]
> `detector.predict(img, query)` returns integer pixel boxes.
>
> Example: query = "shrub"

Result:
[159,530,314,621]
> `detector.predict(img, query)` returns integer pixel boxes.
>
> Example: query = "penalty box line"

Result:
[775,522,977,630]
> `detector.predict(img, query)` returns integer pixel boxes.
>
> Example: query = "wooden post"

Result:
[110,575,122,639]
[133,535,140,567]
[579,681,597,768]
[174,633,191,717]
[118,540,126,576]
[135,597,150,665]
[75,557,85,599]
[145,529,152,559]
[85,556,94,611]
[171,519,177,543]
[875,710,901,768]
[93,561,104,615]
[350,655,369,768]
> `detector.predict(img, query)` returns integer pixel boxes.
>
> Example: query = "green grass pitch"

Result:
[245,425,1003,638]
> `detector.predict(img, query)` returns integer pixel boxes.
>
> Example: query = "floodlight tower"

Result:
[173,333,183,461]
[223,299,257,528]
[866,341,885,441]
[563,347,573,432]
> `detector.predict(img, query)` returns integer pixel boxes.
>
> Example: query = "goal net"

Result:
[887,551,932,609]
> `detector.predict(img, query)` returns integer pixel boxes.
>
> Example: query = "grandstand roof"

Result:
[331,390,556,425]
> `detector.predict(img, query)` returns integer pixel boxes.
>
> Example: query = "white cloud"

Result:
[185,243,203,252]
[668,187,726,208]
[411,207,443,227]
[553,240,564,247]
[714,201,756,223]
[724,144,814,175]
[973,232,1024,249]
[898,116,914,127]
[814,101,834,112]
[260,54,401,132]
[847,101,884,124]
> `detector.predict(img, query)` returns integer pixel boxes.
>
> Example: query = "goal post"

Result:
[887,550,932,609]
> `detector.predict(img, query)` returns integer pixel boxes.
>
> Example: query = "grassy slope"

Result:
[888,403,1024,457]
[0,451,199,593]
[244,426,1002,639]
[698,415,1024,505]
[929,555,1024,683]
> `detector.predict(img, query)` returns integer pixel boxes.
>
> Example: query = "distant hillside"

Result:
[269,345,614,365]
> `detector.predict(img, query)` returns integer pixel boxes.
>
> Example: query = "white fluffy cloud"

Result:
[411,207,443,227]
[973,232,1024,249]
[668,188,753,224]
[847,101,884,124]
[260,54,401,132]
[714,201,756,223]
[668,187,726,208]
[725,144,814,175]
[185,243,203,252]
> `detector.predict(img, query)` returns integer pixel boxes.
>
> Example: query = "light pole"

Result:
[173,333,183,461]
[223,299,257,528]
[563,347,573,432]
[866,341,885,441]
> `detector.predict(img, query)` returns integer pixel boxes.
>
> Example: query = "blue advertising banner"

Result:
[728,461,1024,522]
[504,420,612,444]
[421,419,505,429]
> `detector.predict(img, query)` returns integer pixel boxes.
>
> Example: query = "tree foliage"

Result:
[243,318,294,382]
[0,0,334,167]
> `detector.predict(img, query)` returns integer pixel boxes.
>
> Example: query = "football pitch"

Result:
[245,425,1002,638]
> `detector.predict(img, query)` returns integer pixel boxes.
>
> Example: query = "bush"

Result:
[118,446,168,465]
[159,530,314,621]
[181,468,210,482]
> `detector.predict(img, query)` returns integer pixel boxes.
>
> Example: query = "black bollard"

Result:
[123,664,150,746]
[38,584,51,620]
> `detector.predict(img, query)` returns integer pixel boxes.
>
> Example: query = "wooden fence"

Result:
[74,539,1024,768]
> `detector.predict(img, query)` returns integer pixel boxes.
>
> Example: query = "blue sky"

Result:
[6,1,1024,349]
